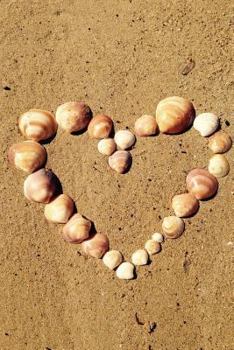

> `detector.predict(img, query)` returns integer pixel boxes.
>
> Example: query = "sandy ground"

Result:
[0,1,233,349]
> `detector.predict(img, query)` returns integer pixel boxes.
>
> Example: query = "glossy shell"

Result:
[193,113,219,137]
[82,233,109,258]
[97,138,116,156]
[88,114,113,139]
[172,193,199,218]
[134,115,158,137]
[156,96,195,134]
[108,150,132,174]
[62,213,92,244]
[102,250,123,270]
[116,262,135,280]
[131,249,148,266]
[208,154,230,178]
[114,130,136,150]
[186,168,218,200]
[208,131,232,153]
[44,194,74,223]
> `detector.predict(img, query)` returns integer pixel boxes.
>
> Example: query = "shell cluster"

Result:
[8,96,232,281]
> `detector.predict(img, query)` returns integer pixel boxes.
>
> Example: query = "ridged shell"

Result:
[156,96,195,134]
[116,262,135,280]
[186,168,218,200]
[88,114,113,139]
[24,168,60,203]
[97,138,116,156]
[193,113,219,137]
[82,233,109,258]
[208,131,232,153]
[162,216,185,239]
[131,249,148,266]
[208,154,230,178]
[114,130,136,150]
[172,193,199,218]
[134,115,158,137]
[62,214,92,244]
[44,194,74,223]
[8,141,47,173]
[19,109,57,142]
[102,250,123,270]
[108,150,132,174]
[56,101,92,133]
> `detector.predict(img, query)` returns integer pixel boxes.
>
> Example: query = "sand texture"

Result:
[0,1,233,349]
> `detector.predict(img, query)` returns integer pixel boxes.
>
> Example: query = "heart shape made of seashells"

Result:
[8,97,232,280]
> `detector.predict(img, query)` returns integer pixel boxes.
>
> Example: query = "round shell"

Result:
[102,250,123,270]
[134,115,158,137]
[62,213,92,244]
[208,131,232,153]
[156,96,195,134]
[97,138,116,156]
[116,262,135,280]
[88,114,113,139]
[144,240,161,255]
[81,233,109,259]
[193,113,219,137]
[44,194,74,224]
[171,193,199,218]
[186,168,218,200]
[208,154,230,178]
[55,101,92,133]
[162,216,185,239]
[19,109,57,142]
[114,130,136,150]
[131,249,148,266]
[8,141,47,173]
[151,232,164,243]
[108,150,132,174]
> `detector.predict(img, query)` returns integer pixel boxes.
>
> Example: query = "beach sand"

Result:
[0,1,233,349]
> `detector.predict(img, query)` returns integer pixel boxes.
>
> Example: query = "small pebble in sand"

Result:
[131,249,149,266]
[208,154,230,178]
[144,239,161,255]
[116,262,135,280]
[103,250,123,270]
[193,113,219,137]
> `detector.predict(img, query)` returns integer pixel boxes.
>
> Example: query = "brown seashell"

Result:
[44,194,74,224]
[19,109,57,142]
[186,168,218,200]
[134,115,158,137]
[162,216,185,239]
[88,114,113,139]
[62,213,92,244]
[8,141,47,173]
[55,101,92,133]
[23,168,60,203]
[97,138,116,156]
[108,150,132,174]
[82,233,109,258]
[172,193,199,218]
[208,131,232,154]
[156,96,195,134]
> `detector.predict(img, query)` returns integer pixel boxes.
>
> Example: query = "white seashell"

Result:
[102,250,123,270]
[131,249,148,266]
[193,113,219,137]
[114,130,136,150]
[97,138,116,156]
[208,154,230,178]
[152,232,164,243]
[116,262,135,280]
[44,194,74,224]
[162,216,185,239]
[208,131,232,154]
[144,239,161,255]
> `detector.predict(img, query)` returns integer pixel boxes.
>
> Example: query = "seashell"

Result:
[172,193,199,218]
[208,130,232,153]
[97,138,116,156]
[19,109,57,142]
[156,96,195,134]
[44,194,74,224]
[186,168,218,200]
[152,232,164,243]
[81,233,109,258]
[8,141,47,173]
[208,154,230,178]
[24,168,60,203]
[131,249,148,266]
[116,262,135,280]
[193,113,219,137]
[62,213,92,243]
[88,114,113,139]
[144,239,161,255]
[102,250,123,270]
[162,216,185,239]
[114,130,136,150]
[134,115,158,137]
[55,101,92,133]
[108,150,132,174]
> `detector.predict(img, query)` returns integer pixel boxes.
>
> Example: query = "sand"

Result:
[0,1,233,349]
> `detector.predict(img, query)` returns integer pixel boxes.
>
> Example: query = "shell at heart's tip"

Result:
[186,168,218,200]
[102,250,123,270]
[114,130,136,150]
[81,233,109,258]
[116,262,135,280]
[88,114,113,139]
[108,150,132,174]
[156,96,195,134]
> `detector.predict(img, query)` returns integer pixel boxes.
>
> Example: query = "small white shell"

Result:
[144,239,161,255]
[114,130,136,150]
[116,262,135,280]
[108,150,132,174]
[162,216,185,239]
[131,249,148,266]
[44,194,74,224]
[152,232,164,243]
[97,138,116,156]
[193,113,219,137]
[208,154,230,178]
[102,250,123,270]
